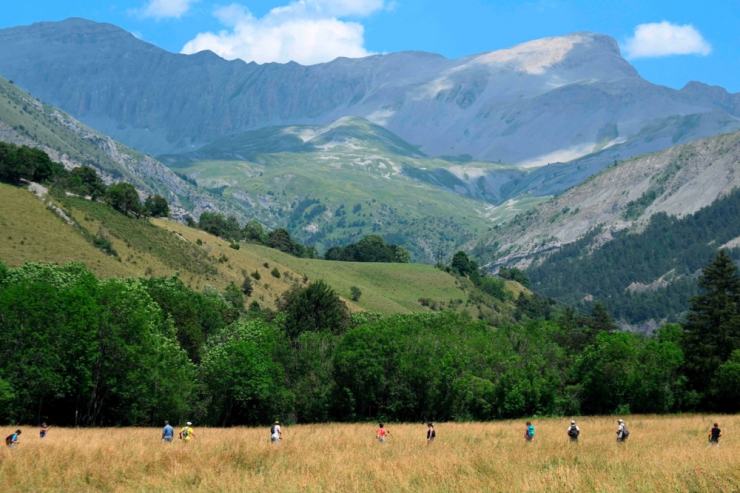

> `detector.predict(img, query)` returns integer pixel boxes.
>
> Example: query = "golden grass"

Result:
[155,218,471,315]
[2,416,739,492]
[0,183,136,278]
[0,182,520,315]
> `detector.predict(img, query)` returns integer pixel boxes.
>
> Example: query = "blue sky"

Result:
[2,0,738,91]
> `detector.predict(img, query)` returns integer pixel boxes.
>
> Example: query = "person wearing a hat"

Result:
[271,421,282,443]
[180,422,195,442]
[616,419,627,443]
[567,420,580,442]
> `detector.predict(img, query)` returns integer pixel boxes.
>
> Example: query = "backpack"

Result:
[270,425,277,436]
[568,427,579,438]
[5,434,12,446]
[182,428,189,438]
[621,426,629,438]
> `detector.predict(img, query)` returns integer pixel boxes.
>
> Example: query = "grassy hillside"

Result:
[156,218,469,314]
[0,181,524,316]
[159,118,533,263]
[0,183,135,278]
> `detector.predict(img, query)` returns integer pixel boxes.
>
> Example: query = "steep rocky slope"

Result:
[470,130,740,268]
[0,18,738,185]
[0,77,243,221]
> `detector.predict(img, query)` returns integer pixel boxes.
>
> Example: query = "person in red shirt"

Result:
[376,423,389,442]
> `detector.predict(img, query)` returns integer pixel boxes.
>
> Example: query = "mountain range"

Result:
[2,17,740,319]
[1,18,739,187]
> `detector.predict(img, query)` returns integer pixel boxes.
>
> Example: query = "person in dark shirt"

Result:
[709,423,722,446]
[427,423,436,443]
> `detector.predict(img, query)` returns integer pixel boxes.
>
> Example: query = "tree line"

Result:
[2,249,739,426]
[0,141,170,218]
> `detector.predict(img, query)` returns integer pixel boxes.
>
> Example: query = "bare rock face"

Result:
[0,18,738,175]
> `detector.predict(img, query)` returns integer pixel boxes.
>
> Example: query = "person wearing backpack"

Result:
[708,423,722,447]
[5,429,21,448]
[616,419,629,443]
[427,423,436,444]
[179,422,195,442]
[271,421,281,443]
[567,420,580,442]
[524,421,535,442]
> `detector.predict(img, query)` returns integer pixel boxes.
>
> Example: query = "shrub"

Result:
[350,286,362,302]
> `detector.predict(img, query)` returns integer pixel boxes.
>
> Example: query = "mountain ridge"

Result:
[1,17,738,178]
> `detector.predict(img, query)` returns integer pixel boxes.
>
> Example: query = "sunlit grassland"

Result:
[157,218,472,315]
[0,183,135,278]
[2,415,738,492]
[0,183,476,315]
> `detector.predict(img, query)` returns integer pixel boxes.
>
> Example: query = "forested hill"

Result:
[527,187,740,330]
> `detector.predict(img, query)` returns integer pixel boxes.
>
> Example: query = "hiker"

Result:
[39,422,51,439]
[567,420,580,442]
[709,423,722,446]
[376,423,389,442]
[427,423,436,443]
[616,419,629,443]
[179,422,195,442]
[271,421,282,443]
[5,430,21,448]
[162,420,174,442]
[524,421,534,442]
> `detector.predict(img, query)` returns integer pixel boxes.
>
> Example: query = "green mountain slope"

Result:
[0,181,526,316]
[159,117,546,262]
[0,76,242,221]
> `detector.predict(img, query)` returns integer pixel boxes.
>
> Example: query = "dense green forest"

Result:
[526,187,740,324]
[2,250,740,426]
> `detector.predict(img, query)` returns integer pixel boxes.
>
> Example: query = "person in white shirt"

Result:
[567,420,580,442]
[271,421,282,443]
[616,419,627,443]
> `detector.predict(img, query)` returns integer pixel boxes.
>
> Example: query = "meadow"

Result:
[1,181,487,315]
[1,415,738,492]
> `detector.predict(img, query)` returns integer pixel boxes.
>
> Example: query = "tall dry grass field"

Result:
[1,415,738,492]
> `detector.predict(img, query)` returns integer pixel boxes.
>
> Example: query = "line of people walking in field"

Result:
[4,418,725,448]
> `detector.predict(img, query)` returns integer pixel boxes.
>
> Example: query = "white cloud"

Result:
[181,0,386,65]
[623,21,711,59]
[139,0,198,19]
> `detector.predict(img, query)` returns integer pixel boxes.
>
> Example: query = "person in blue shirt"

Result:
[524,421,535,442]
[6,429,21,448]
[40,422,51,439]
[162,420,175,442]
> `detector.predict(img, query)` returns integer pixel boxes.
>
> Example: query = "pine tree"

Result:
[682,250,740,396]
